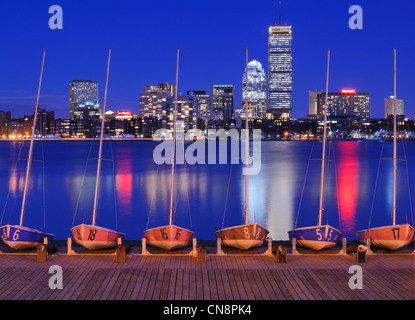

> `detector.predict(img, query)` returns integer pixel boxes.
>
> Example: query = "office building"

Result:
[308,89,370,119]
[139,83,174,119]
[242,59,267,119]
[162,94,198,132]
[187,90,211,127]
[268,23,293,117]
[385,97,404,118]
[69,80,99,121]
[212,84,235,122]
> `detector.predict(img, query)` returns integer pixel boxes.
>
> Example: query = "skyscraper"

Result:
[69,80,99,121]
[268,22,293,117]
[212,84,235,122]
[242,59,267,119]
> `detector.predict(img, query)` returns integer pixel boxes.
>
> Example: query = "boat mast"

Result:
[318,49,330,226]
[20,50,46,226]
[92,49,111,226]
[392,48,397,226]
[169,48,179,226]
[244,48,249,225]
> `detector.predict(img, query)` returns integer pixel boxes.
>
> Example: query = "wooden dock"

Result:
[0,242,414,302]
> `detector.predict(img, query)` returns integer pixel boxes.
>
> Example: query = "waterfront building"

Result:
[69,80,99,121]
[308,89,370,119]
[268,22,293,117]
[187,90,211,128]
[242,60,267,119]
[139,83,174,119]
[212,84,235,122]
[384,97,404,118]
[162,94,198,133]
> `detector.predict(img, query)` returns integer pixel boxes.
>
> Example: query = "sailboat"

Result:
[355,49,414,250]
[288,49,341,250]
[0,51,55,250]
[214,48,269,250]
[70,49,126,250]
[143,48,194,251]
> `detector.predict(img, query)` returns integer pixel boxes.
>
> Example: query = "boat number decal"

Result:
[391,228,400,239]
[175,228,182,240]
[2,228,7,240]
[316,229,322,240]
[160,228,168,240]
[244,227,250,239]
[88,229,97,241]
[327,229,333,241]
[74,228,81,240]
[12,230,20,241]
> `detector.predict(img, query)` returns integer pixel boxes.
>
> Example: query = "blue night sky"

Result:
[0,0,414,119]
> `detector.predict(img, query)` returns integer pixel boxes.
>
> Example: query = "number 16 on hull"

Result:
[144,225,193,251]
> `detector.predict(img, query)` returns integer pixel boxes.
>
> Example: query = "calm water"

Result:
[1,140,414,241]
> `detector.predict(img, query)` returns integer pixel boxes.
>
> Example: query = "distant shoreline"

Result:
[0,137,414,142]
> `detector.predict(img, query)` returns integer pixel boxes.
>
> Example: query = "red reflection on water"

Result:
[336,141,358,234]
[116,148,133,215]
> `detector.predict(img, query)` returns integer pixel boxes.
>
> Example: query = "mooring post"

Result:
[263,237,273,256]
[339,237,347,255]
[142,237,151,255]
[216,237,225,255]
[67,237,75,255]
[366,238,374,255]
[291,237,299,255]
[190,238,197,257]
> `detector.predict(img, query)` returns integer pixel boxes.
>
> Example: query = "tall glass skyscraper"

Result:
[242,60,267,119]
[268,24,293,117]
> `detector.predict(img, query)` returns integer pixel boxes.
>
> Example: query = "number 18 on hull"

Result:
[71,224,125,251]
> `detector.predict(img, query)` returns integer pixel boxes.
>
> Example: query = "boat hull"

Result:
[215,223,269,250]
[288,225,341,250]
[356,224,415,250]
[0,224,54,250]
[71,224,126,250]
[144,225,193,251]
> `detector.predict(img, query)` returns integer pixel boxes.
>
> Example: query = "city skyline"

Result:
[0,0,414,119]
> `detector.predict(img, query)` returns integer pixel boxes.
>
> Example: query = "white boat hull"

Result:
[215,223,269,250]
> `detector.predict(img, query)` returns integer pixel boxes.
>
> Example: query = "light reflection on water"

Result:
[0,140,414,241]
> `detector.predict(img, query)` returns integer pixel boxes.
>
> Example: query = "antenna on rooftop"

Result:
[278,1,282,25]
